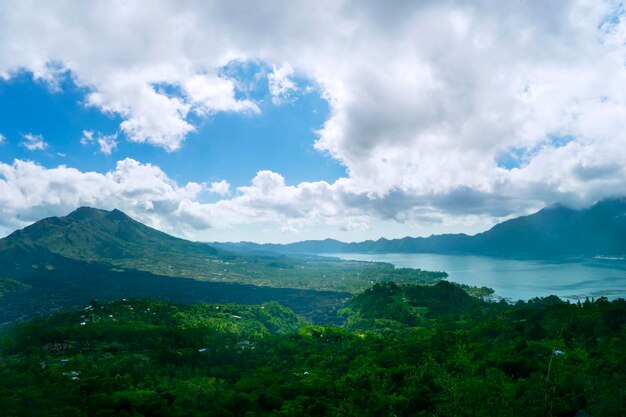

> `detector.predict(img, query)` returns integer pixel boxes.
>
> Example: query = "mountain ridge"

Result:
[0,206,444,303]
[212,198,626,258]
[3,206,218,264]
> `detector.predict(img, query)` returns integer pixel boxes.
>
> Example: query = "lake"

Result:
[328,253,626,302]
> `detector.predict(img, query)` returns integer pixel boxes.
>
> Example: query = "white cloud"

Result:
[268,64,297,104]
[1,155,623,243]
[184,74,259,116]
[208,180,230,196]
[1,1,626,239]
[86,82,195,152]
[0,159,450,240]
[80,130,94,145]
[98,136,118,156]
[20,133,47,150]
[0,158,205,236]
[0,133,5,144]
[81,130,118,155]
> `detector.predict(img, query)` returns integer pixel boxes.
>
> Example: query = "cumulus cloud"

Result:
[0,159,398,239]
[85,83,194,152]
[0,155,623,242]
[81,130,118,155]
[184,74,259,116]
[208,180,230,196]
[1,1,626,239]
[0,158,204,235]
[0,133,5,144]
[20,133,47,150]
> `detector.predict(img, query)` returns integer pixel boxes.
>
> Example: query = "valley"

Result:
[0,264,350,327]
[3,3,626,415]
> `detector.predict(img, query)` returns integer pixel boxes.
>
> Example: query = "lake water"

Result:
[328,253,626,302]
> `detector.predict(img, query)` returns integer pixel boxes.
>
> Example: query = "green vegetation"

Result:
[2,206,625,415]
[449,282,495,298]
[1,284,625,416]
[341,281,483,330]
[0,278,30,297]
[0,207,446,294]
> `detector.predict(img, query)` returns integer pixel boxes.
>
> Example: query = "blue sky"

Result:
[1,72,120,171]
[1,1,625,242]
[0,68,345,195]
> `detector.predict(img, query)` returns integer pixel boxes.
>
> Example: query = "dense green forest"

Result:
[1,282,624,416]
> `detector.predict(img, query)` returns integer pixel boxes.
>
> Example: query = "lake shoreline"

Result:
[325,252,626,302]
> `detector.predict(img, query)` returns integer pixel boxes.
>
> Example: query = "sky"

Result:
[1,0,626,243]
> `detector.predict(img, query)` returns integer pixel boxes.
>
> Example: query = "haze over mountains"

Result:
[213,198,626,259]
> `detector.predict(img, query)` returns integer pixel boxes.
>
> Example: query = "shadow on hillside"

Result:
[0,261,350,327]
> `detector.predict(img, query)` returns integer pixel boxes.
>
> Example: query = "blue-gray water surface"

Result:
[328,253,626,302]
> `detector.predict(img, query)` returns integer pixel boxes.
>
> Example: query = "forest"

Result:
[1,281,624,417]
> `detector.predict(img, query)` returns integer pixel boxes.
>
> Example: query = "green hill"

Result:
[0,278,30,297]
[1,287,625,416]
[341,280,483,330]
[1,206,222,279]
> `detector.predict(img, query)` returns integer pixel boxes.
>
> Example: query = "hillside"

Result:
[0,207,446,325]
[469,198,626,257]
[214,198,626,258]
[0,206,223,280]
[3,207,220,263]
[1,288,624,416]
[0,207,445,293]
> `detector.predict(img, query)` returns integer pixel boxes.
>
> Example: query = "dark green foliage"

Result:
[1,286,625,417]
[341,281,482,329]
[0,277,30,297]
[0,260,351,326]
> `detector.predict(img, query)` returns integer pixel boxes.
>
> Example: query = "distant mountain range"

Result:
[212,198,626,259]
